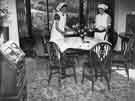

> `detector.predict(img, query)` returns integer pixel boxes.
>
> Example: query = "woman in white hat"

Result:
[50,2,75,43]
[94,4,111,40]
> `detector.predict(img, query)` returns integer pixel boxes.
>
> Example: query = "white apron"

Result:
[95,32,106,40]
[95,13,110,40]
[50,11,66,43]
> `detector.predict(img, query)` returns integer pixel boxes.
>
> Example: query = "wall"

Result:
[5,0,135,51]
[8,0,19,46]
[114,0,135,50]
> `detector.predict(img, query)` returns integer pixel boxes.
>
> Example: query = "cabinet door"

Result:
[0,55,17,96]
[126,15,135,34]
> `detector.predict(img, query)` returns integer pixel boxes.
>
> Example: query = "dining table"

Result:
[52,36,111,53]
[50,36,112,66]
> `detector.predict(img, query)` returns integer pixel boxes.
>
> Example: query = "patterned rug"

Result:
[26,57,135,101]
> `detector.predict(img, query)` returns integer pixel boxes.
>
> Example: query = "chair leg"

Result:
[73,66,77,83]
[74,56,79,65]
[61,68,66,79]
[95,68,98,81]
[58,69,62,87]
[106,79,110,90]
[48,70,52,85]
[81,67,85,84]
[92,68,95,91]
[109,68,112,80]
[104,73,111,90]
[46,63,50,76]
[125,65,129,80]
[107,79,111,90]
[92,79,94,91]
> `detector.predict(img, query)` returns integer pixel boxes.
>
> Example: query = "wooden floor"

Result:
[26,56,135,101]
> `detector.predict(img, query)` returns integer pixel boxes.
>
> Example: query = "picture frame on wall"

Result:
[0,0,9,45]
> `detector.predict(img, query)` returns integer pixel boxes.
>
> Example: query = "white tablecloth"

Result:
[51,37,111,53]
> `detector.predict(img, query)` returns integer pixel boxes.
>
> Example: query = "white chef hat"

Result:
[97,4,108,10]
[56,2,67,11]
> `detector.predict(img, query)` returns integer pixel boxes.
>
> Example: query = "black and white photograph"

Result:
[0,0,135,101]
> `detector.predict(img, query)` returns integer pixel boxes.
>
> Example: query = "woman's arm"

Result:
[55,21,65,35]
[65,25,74,31]
[106,15,112,31]
[54,14,66,35]
[107,15,111,27]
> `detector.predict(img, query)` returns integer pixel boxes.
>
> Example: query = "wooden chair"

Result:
[82,42,112,91]
[46,42,77,86]
[46,41,62,86]
[111,37,135,80]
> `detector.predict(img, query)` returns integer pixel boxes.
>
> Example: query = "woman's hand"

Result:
[73,31,78,35]
[65,30,77,35]
[65,28,74,32]
[97,26,106,31]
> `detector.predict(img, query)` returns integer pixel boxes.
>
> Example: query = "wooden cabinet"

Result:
[0,54,26,101]
[126,14,135,65]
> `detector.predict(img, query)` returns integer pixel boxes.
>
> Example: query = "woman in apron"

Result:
[94,4,111,40]
[50,2,75,42]
[50,2,82,51]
